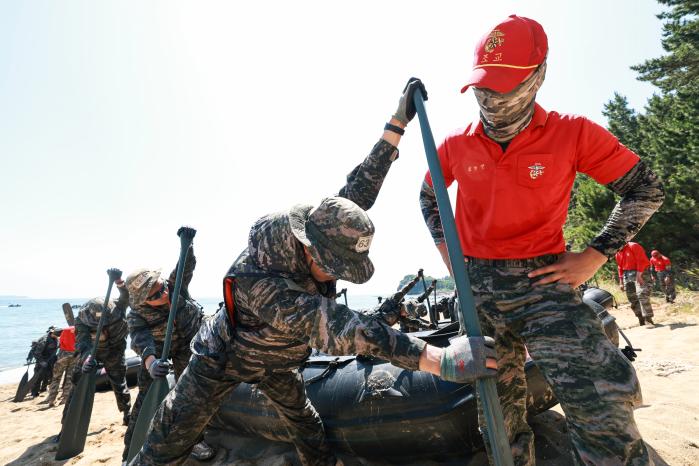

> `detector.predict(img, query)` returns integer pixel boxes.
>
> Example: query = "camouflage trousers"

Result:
[467,256,649,466]
[623,270,654,318]
[62,341,131,424]
[45,350,77,405]
[122,346,191,462]
[656,271,676,302]
[129,353,334,466]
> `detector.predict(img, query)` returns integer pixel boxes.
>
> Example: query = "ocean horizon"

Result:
[0,293,388,381]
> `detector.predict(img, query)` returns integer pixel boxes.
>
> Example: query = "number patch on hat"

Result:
[131,273,148,289]
[355,235,373,253]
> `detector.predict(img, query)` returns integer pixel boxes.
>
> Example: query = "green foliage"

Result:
[566,0,699,287]
[397,274,455,295]
[631,0,699,92]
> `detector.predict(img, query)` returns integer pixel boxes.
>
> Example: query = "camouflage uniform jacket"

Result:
[127,248,203,362]
[192,139,426,375]
[75,285,130,355]
[28,334,58,362]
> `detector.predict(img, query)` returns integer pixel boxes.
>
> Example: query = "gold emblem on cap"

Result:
[484,29,505,53]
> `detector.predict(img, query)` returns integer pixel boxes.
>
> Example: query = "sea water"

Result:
[0,294,383,382]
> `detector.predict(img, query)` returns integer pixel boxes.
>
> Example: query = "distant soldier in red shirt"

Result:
[420,15,664,466]
[41,326,77,407]
[650,249,676,303]
[615,242,655,326]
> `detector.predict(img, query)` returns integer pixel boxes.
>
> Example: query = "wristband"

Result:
[384,122,405,136]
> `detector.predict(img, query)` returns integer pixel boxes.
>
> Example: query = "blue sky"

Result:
[0,1,666,298]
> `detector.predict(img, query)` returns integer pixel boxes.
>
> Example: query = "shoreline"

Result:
[1,292,697,465]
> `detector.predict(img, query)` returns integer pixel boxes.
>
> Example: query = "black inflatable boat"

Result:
[209,320,559,462]
[205,286,625,462]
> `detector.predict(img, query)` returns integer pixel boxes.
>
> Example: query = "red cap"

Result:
[461,15,548,94]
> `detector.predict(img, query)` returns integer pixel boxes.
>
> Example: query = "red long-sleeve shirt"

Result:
[650,255,672,272]
[59,326,75,352]
[615,242,650,281]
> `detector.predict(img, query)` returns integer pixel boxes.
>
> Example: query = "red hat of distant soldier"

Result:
[461,15,548,94]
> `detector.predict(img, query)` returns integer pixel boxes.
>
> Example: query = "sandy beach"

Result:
[1,290,697,466]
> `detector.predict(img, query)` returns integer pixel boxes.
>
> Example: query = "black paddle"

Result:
[55,268,120,460]
[13,360,33,402]
[127,226,196,462]
[413,89,514,466]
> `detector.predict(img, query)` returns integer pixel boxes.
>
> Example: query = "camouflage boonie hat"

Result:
[289,196,375,284]
[79,297,114,327]
[125,268,162,308]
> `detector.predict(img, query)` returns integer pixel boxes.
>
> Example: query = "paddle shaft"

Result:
[127,230,194,462]
[55,271,115,460]
[413,89,514,466]
[420,274,434,320]
[160,234,194,361]
[89,277,117,358]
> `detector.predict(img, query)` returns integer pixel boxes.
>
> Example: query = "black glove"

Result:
[107,268,123,282]
[148,358,170,378]
[177,226,197,241]
[440,336,497,383]
[81,355,97,374]
[392,77,428,125]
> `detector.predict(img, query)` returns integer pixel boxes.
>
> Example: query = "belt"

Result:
[466,254,561,268]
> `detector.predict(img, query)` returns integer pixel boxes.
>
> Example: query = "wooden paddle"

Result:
[55,268,120,460]
[127,226,196,462]
[12,360,33,402]
[413,89,514,466]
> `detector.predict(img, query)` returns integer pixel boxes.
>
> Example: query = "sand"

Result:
[1,290,697,466]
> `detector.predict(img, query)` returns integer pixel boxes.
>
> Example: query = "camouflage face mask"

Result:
[473,61,547,143]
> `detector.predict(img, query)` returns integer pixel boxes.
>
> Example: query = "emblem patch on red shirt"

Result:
[528,163,545,179]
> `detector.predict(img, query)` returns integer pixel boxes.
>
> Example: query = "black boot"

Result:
[645,316,655,327]
[637,316,646,326]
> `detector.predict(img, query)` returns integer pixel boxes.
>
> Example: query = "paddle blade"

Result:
[13,369,30,402]
[55,372,97,460]
[14,365,45,403]
[62,302,75,326]
[127,378,170,462]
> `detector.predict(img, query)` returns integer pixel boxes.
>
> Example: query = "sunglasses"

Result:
[146,281,168,302]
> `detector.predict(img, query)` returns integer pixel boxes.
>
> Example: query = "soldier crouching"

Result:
[62,273,131,425]
[128,80,497,465]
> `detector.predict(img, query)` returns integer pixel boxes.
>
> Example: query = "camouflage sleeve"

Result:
[589,160,664,257]
[168,245,196,297]
[255,284,426,370]
[127,310,157,361]
[115,284,129,312]
[337,139,399,211]
[419,181,445,245]
[74,315,92,355]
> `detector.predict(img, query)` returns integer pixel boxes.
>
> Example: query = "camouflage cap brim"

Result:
[125,268,162,308]
[308,242,374,284]
[289,203,375,284]
[288,204,315,248]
